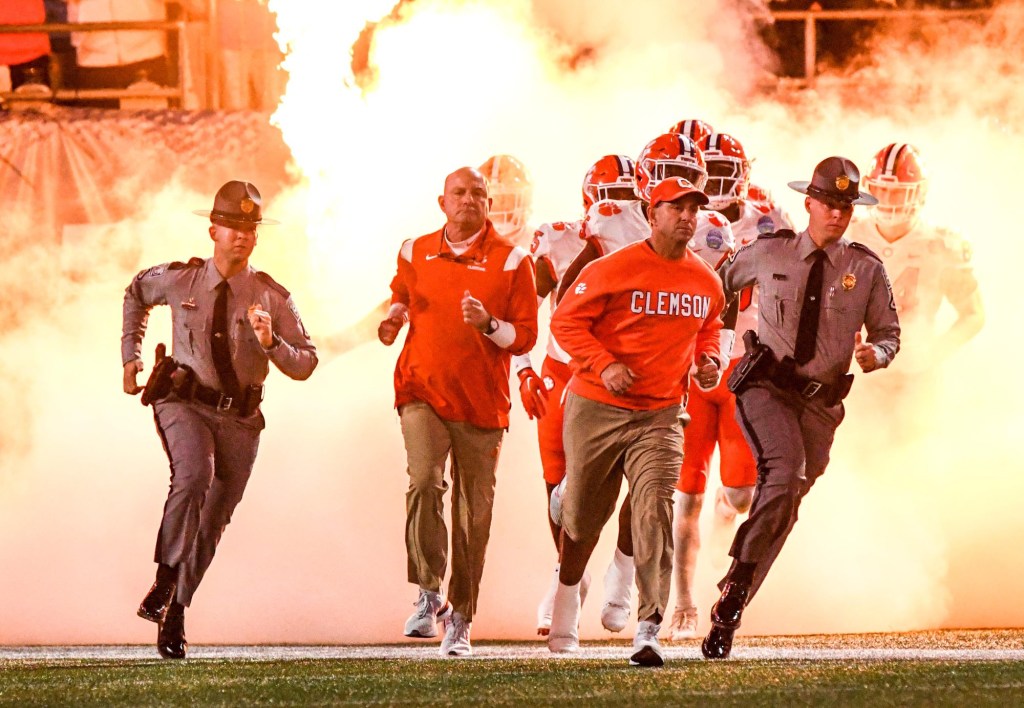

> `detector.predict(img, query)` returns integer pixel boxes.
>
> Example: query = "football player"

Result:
[668,118,715,147]
[521,154,638,635]
[480,154,534,249]
[849,143,982,367]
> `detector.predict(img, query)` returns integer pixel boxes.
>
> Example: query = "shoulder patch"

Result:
[758,228,796,240]
[256,271,291,297]
[138,257,203,280]
[849,241,883,263]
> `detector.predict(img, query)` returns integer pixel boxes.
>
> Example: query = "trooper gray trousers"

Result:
[723,380,844,600]
[152,397,264,606]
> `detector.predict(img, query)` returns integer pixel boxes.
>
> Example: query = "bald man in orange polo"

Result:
[378,167,538,657]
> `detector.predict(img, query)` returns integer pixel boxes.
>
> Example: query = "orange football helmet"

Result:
[635,133,707,202]
[582,154,637,212]
[479,154,532,239]
[700,132,751,210]
[667,118,715,146]
[863,143,928,232]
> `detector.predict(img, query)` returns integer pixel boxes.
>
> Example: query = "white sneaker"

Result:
[547,581,581,653]
[403,589,451,638]
[629,620,665,667]
[600,549,634,633]
[537,564,560,635]
[439,611,472,657]
[541,568,590,636]
[669,605,699,641]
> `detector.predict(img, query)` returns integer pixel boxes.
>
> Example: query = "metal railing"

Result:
[770,7,994,86]
[0,8,1001,106]
[0,20,191,106]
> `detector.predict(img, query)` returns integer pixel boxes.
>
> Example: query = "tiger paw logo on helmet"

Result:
[574,282,587,295]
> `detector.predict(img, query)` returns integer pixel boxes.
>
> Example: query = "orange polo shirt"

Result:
[551,239,725,410]
[390,221,538,429]
[0,1,49,67]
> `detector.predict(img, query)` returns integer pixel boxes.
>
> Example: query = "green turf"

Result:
[2,657,1024,707]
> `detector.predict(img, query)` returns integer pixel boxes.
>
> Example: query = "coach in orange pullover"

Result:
[547,177,726,667]
[378,166,538,657]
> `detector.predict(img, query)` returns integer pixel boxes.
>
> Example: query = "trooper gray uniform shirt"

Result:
[122,256,316,606]
[713,227,900,600]
[122,257,316,388]
[719,228,900,384]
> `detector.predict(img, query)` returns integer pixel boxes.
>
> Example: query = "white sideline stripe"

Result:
[3,644,1024,662]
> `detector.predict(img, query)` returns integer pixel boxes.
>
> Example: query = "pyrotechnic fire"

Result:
[255,0,1024,641]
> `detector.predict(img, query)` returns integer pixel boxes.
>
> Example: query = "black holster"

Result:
[140,344,178,406]
[727,330,773,394]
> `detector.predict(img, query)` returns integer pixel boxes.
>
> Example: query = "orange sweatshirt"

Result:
[390,222,538,428]
[551,240,725,410]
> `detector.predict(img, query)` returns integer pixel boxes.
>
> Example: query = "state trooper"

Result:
[122,180,317,659]
[701,157,901,659]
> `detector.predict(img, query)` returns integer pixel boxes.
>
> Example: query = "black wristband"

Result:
[485,317,498,335]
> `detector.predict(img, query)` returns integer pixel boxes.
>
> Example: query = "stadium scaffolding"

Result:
[0,7,1000,107]
[771,6,994,86]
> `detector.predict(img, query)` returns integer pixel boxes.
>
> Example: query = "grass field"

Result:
[3,630,1024,706]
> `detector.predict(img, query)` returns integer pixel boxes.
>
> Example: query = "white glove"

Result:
[719,328,736,363]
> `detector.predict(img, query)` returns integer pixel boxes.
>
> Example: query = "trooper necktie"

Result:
[212,281,242,398]
[793,250,827,365]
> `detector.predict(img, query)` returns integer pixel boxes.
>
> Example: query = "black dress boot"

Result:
[701,581,750,660]
[138,580,177,624]
[157,605,187,659]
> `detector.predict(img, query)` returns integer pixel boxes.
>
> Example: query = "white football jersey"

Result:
[531,220,586,284]
[846,217,977,347]
[582,199,649,256]
[530,220,586,363]
[688,209,737,269]
[583,199,734,262]
[728,199,795,356]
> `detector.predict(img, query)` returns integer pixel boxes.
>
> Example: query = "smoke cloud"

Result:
[0,0,1020,644]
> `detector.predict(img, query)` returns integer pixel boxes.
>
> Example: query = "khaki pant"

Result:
[152,398,264,606]
[400,401,504,621]
[561,392,684,622]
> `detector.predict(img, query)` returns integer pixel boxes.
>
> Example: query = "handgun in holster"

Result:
[727,330,773,394]
[140,343,178,406]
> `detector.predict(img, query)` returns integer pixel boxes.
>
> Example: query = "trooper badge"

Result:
[841,273,856,291]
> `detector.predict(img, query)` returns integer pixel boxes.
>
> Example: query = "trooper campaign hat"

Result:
[193,180,280,225]
[788,156,878,206]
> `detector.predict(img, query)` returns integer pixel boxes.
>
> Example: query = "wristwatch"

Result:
[485,317,498,335]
